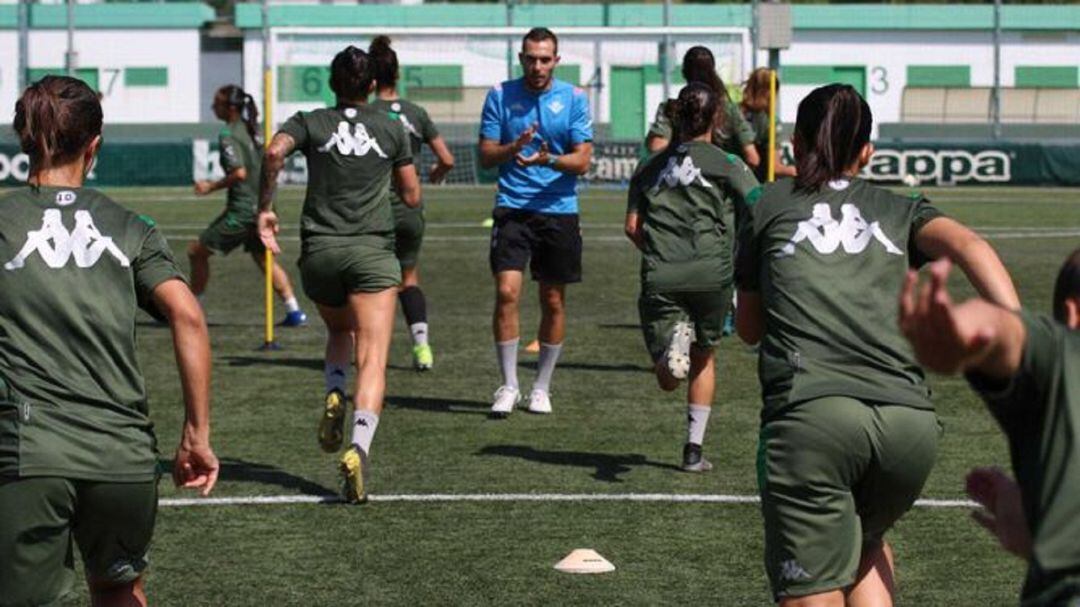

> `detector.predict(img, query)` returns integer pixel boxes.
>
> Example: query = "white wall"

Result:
[0,28,203,123]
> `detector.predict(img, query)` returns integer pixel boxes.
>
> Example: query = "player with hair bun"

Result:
[258,46,420,504]
[626,82,761,472]
[0,75,218,606]
[188,84,307,326]
[736,83,1018,605]
[368,35,456,372]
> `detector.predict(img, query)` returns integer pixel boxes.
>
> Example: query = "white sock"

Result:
[687,404,711,446]
[497,338,519,390]
[325,363,347,395]
[351,410,379,454]
[410,322,430,347]
[283,296,300,313]
[533,342,563,393]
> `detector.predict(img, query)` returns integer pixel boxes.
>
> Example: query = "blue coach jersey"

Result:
[479,78,593,215]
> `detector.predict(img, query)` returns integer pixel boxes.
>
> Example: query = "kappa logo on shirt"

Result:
[4,209,131,270]
[547,99,565,114]
[777,203,902,258]
[317,121,388,158]
[649,156,714,195]
[397,113,420,139]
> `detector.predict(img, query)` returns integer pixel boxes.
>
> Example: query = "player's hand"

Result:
[898,259,996,374]
[515,142,550,168]
[256,210,281,255]
[511,124,538,154]
[965,467,1032,558]
[193,180,214,196]
[173,440,220,497]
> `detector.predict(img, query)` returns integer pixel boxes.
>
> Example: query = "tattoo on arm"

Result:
[259,133,295,212]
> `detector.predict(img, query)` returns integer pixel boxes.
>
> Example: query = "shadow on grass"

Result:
[518,360,652,373]
[222,356,323,370]
[476,444,681,482]
[597,323,641,330]
[159,457,334,496]
[385,395,490,416]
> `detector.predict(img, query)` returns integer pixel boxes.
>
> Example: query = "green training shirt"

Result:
[628,141,761,293]
[279,104,412,253]
[219,120,261,223]
[0,186,185,481]
[735,178,944,421]
[969,313,1080,606]
[647,99,756,157]
[370,97,439,208]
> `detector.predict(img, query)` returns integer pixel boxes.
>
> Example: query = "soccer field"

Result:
[63,185,1079,605]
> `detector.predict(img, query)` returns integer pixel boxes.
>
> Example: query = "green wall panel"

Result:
[125,67,168,87]
[907,65,971,87]
[1015,66,1078,88]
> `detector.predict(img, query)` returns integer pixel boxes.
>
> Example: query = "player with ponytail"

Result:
[734,83,1018,605]
[189,84,307,326]
[368,35,456,371]
[625,82,760,472]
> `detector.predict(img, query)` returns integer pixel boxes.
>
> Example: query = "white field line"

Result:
[159,493,978,509]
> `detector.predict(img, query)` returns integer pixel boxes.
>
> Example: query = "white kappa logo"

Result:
[317,121,387,158]
[4,209,131,270]
[779,560,812,581]
[649,155,713,195]
[778,203,902,257]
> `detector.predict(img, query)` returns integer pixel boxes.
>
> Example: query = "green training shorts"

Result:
[392,202,425,269]
[0,476,158,605]
[757,396,940,599]
[638,287,733,362]
[199,211,263,256]
[299,241,401,307]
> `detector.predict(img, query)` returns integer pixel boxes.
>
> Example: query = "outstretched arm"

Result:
[898,258,1025,379]
[256,133,296,254]
[915,217,1020,310]
[152,279,218,497]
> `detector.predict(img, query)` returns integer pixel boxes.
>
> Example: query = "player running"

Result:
[645,46,760,171]
[741,68,796,182]
[478,27,594,418]
[257,46,419,504]
[368,36,456,371]
[0,76,219,606]
[188,84,307,326]
[734,83,1019,606]
[900,249,1080,607]
[625,83,760,472]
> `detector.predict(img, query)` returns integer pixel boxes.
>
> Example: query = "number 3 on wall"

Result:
[871,67,888,95]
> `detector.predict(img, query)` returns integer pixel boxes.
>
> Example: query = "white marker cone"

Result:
[553,548,615,574]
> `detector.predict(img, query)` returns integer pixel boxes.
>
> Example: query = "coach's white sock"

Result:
[533,342,563,393]
[687,404,711,446]
[351,410,379,455]
[410,322,430,347]
[283,296,300,314]
[497,338,520,390]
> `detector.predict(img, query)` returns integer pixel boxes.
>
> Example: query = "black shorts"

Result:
[489,207,582,284]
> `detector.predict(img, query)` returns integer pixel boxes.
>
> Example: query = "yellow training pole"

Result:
[767,69,777,183]
[262,66,276,349]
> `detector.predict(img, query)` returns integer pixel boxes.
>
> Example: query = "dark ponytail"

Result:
[681,46,729,135]
[368,35,399,89]
[792,84,873,192]
[13,75,102,175]
[665,82,717,144]
[329,45,373,102]
[218,84,261,145]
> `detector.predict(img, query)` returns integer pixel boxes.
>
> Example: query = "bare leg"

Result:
[687,346,715,406]
[348,289,398,416]
[186,241,213,297]
[493,271,523,342]
[779,592,844,607]
[88,576,146,607]
[537,282,566,345]
[846,541,896,607]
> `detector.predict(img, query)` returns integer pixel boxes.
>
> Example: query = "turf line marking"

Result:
[159,493,979,508]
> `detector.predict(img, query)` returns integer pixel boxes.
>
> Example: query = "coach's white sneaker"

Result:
[489,385,521,419]
[665,321,693,380]
[526,388,552,415]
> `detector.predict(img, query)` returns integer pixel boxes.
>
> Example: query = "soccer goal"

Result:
[256,26,751,184]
